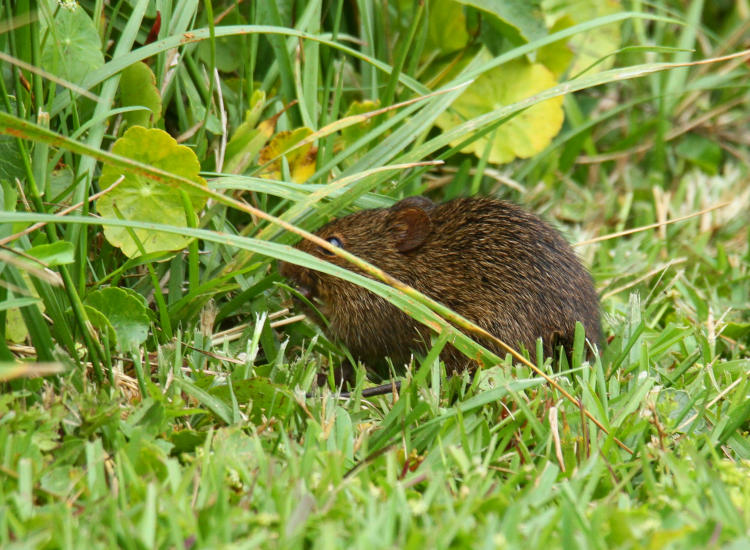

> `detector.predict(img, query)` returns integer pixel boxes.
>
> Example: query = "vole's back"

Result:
[408,198,600,362]
[281,196,600,374]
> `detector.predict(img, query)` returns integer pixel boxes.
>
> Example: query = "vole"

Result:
[280,196,600,378]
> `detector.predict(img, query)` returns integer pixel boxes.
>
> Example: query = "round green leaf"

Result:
[425,0,471,54]
[198,35,244,73]
[435,56,564,164]
[457,0,547,44]
[96,127,207,257]
[395,0,470,55]
[40,1,104,85]
[83,305,118,349]
[85,287,150,352]
[119,62,162,128]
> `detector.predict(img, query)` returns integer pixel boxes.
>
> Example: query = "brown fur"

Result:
[280,197,600,375]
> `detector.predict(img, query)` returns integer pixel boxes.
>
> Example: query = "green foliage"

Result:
[118,62,162,129]
[84,287,149,352]
[1,0,749,547]
[39,0,104,85]
[541,0,622,76]
[435,56,564,162]
[224,90,271,174]
[96,126,207,257]
[0,134,25,183]
[25,241,74,267]
[458,0,548,44]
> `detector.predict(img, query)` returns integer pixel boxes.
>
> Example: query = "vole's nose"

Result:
[278,260,294,279]
[296,285,312,301]
[279,260,316,302]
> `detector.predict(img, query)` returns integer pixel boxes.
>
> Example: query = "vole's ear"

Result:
[391,196,433,211]
[389,206,432,252]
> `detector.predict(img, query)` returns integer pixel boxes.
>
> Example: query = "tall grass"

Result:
[1,0,749,547]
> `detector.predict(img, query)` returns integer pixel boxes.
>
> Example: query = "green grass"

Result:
[1,0,750,548]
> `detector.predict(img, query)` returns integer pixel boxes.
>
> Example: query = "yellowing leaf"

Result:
[119,62,162,128]
[536,15,575,78]
[436,56,564,164]
[258,128,317,183]
[96,127,207,258]
[539,0,622,78]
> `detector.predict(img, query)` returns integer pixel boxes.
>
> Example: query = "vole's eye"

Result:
[320,236,342,255]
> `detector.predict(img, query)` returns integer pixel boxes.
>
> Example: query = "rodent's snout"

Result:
[292,283,313,301]
[279,259,328,322]
[279,259,316,301]
[278,259,294,280]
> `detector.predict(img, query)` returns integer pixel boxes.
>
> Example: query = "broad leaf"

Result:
[676,134,722,175]
[435,55,564,163]
[119,62,162,128]
[85,287,150,352]
[425,0,472,54]
[96,127,207,257]
[40,1,105,85]
[258,128,317,183]
[198,34,244,73]
[395,0,470,56]
[82,305,118,348]
[539,0,622,77]
[457,0,547,44]
[47,165,75,203]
